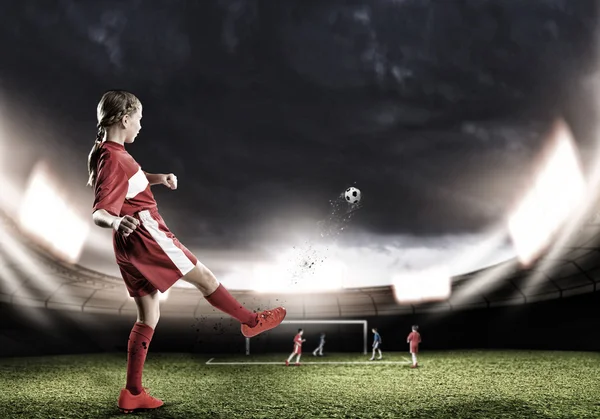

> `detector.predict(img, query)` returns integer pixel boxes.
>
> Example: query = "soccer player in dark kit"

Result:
[369,328,382,361]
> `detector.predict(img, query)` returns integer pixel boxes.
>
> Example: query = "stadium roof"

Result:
[1,209,599,319]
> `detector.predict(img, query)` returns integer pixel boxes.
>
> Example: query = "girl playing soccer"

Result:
[407,325,421,368]
[88,90,286,413]
[285,329,305,366]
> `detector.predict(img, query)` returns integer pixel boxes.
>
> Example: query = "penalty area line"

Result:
[206,359,412,365]
[402,356,427,364]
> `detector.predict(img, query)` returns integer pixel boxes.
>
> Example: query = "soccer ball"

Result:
[344,187,361,204]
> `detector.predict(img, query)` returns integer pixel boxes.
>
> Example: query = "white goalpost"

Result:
[245,319,369,355]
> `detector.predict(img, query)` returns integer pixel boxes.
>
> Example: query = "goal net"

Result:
[244,319,369,355]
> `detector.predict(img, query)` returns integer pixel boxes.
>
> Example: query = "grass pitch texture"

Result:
[0,351,599,418]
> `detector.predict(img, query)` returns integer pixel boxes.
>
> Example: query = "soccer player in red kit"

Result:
[285,329,305,366]
[87,91,286,413]
[407,325,421,368]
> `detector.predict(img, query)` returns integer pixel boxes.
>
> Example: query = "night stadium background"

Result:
[1,1,600,418]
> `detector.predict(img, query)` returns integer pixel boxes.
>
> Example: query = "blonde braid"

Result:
[88,90,141,187]
[102,109,125,127]
[95,125,105,143]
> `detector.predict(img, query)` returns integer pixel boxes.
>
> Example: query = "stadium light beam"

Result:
[0,254,53,327]
[19,161,90,263]
[0,224,56,326]
[508,120,585,266]
[512,19,600,298]
[0,175,24,215]
[392,267,451,304]
[0,251,26,298]
[447,261,516,307]
[0,222,59,296]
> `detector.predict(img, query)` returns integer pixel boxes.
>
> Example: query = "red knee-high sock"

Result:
[126,322,155,395]
[205,284,258,326]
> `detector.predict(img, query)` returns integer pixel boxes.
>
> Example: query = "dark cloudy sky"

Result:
[0,0,598,286]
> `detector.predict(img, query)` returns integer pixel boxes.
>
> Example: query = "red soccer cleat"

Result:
[118,388,164,414]
[285,360,289,366]
[241,307,287,338]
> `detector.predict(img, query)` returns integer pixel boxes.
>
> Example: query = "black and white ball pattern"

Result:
[344,187,361,204]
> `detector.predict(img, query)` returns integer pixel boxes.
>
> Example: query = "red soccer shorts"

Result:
[293,346,302,355]
[410,343,419,354]
[113,208,198,297]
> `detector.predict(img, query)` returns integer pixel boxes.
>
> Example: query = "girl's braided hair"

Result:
[86,90,141,187]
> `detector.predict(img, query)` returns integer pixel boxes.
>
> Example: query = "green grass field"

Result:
[0,351,599,418]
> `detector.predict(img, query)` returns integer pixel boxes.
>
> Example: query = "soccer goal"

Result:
[245,319,369,355]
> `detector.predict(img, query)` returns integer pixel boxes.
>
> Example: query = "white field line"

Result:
[206,358,411,365]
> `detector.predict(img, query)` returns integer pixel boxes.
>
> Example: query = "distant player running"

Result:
[88,90,286,413]
[286,329,306,366]
[369,328,382,360]
[312,333,326,356]
[407,325,422,368]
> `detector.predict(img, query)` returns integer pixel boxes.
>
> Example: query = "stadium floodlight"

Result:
[18,161,90,263]
[392,267,451,304]
[508,120,585,266]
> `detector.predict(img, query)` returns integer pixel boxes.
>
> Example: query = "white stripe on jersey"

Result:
[126,168,149,199]
[138,210,195,276]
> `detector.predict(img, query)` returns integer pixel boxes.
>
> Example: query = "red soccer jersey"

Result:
[407,331,421,353]
[407,331,421,343]
[294,333,303,347]
[93,141,157,216]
